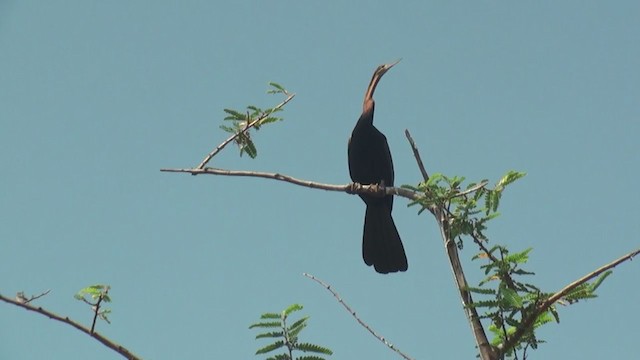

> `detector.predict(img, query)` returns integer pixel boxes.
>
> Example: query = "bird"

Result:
[348,60,408,274]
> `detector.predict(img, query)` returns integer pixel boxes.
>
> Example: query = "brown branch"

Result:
[303,273,414,360]
[405,129,430,181]
[499,247,640,356]
[436,209,496,360]
[195,92,295,169]
[0,293,141,360]
[160,167,421,201]
[405,130,496,360]
[90,287,109,334]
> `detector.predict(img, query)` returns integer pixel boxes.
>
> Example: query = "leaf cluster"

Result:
[74,284,112,324]
[405,170,525,248]
[470,246,611,358]
[220,82,289,158]
[250,304,332,360]
[405,170,612,358]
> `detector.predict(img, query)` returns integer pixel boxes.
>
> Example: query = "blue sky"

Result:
[1,1,639,359]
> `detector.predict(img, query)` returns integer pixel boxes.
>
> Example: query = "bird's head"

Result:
[374,59,401,79]
[363,59,401,112]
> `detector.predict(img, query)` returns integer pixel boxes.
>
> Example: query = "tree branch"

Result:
[303,273,414,360]
[499,247,640,356]
[195,92,295,170]
[404,129,430,181]
[405,130,496,360]
[0,293,141,360]
[160,167,421,201]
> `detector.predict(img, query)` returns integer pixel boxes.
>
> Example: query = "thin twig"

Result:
[500,247,640,356]
[452,181,489,198]
[90,287,109,334]
[17,289,51,304]
[195,92,295,169]
[404,129,429,181]
[303,273,414,360]
[471,235,518,291]
[0,293,141,360]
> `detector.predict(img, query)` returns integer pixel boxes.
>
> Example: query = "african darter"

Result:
[348,60,408,274]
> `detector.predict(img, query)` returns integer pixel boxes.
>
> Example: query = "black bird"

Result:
[348,60,408,274]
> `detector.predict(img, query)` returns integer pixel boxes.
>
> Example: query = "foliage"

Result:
[220,82,289,158]
[74,284,112,325]
[250,304,333,360]
[404,170,525,248]
[405,171,612,358]
[471,246,611,358]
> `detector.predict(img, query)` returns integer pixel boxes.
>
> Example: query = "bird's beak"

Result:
[380,59,401,75]
[387,58,402,69]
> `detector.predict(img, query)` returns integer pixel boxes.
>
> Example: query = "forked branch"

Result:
[499,247,640,356]
[0,293,140,360]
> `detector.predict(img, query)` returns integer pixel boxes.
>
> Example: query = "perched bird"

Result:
[348,60,408,274]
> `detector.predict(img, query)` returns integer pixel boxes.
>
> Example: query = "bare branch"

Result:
[404,129,429,182]
[500,247,640,356]
[16,289,51,304]
[0,293,141,360]
[195,92,295,169]
[160,167,421,201]
[303,273,414,360]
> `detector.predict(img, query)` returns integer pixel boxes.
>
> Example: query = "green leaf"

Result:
[266,355,290,360]
[255,340,285,355]
[283,304,303,316]
[297,356,328,360]
[504,248,533,264]
[500,287,523,308]
[219,124,236,133]
[288,322,307,338]
[256,331,284,339]
[240,138,257,158]
[287,316,308,332]
[249,321,281,329]
[466,286,497,295]
[590,270,612,291]
[261,312,282,319]
[259,116,282,126]
[548,306,560,323]
[467,300,500,308]
[75,284,110,301]
[269,82,285,92]
[223,108,246,120]
[425,173,444,186]
[294,342,333,355]
[496,171,526,190]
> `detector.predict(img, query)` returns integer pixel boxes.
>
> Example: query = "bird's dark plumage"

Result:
[348,61,407,274]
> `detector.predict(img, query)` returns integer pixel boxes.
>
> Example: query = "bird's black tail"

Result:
[362,204,408,273]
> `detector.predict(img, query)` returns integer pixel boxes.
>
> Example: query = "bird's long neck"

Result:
[360,71,383,125]
[363,71,383,114]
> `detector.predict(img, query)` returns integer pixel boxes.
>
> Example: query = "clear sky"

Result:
[1,1,639,359]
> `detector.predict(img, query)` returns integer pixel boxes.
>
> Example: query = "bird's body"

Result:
[348,61,408,274]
